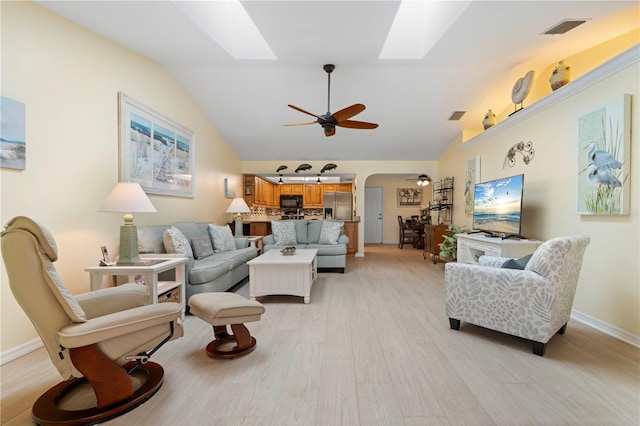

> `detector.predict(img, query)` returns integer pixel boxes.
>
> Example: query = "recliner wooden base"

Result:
[206,324,257,359]
[32,361,164,426]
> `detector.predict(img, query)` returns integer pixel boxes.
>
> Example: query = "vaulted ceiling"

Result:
[37,1,639,161]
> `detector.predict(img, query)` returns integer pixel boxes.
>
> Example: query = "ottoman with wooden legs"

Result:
[188,292,265,359]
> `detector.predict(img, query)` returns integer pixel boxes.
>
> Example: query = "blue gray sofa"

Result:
[137,222,257,300]
[262,219,348,273]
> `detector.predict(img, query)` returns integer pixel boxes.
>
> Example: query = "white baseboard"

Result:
[0,338,43,366]
[571,309,640,348]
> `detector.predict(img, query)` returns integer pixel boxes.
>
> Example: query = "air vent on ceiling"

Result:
[448,111,466,121]
[543,19,588,35]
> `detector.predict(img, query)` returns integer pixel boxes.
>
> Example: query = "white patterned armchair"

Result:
[444,235,590,356]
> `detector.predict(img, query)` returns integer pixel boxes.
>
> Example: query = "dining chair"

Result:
[397,215,419,249]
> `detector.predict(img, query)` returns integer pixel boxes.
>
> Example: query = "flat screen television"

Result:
[472,174,524,238]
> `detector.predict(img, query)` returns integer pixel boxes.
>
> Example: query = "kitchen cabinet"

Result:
[323,184,337,192]
[303,184,323,208]
[272,185,281,208]
[337,183,352,192]
[245,175,277,208]
[280,184,303,195]
[343,221,358,255]
[243,175,255,206]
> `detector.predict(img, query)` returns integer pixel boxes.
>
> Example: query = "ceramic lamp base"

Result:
[234,215,243,237]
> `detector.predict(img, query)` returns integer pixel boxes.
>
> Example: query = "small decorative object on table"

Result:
[280,246,296,255]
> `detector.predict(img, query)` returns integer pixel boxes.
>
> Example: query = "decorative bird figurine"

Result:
[585,142,622,170]
[276,165,288,172]
[320,163,337,173]
[585,163,622,187]
[295,163,312,173]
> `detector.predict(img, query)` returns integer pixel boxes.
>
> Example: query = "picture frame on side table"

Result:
[119,93,195,198]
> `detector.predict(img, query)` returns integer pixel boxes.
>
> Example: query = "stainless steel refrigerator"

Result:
[323,192,352,220]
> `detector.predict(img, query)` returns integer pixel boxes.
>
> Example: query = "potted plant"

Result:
[438,223,469,261]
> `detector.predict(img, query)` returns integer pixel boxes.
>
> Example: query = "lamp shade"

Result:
[100,182,156,265]
[100,182,157,214]
[226,197,250,214]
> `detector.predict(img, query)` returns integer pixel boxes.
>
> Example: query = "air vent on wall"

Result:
[448,111,466,121]
[543,19,588,35]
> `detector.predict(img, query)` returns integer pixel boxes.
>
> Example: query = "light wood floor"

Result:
[2,244,639,425]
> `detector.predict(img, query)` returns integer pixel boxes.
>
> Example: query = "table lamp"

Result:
[100,182,156,265]
[226,197,250,237]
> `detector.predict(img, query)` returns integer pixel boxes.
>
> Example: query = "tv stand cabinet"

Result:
[457,233,542,264]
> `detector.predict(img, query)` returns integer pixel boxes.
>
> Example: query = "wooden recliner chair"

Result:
[1,216,183,425]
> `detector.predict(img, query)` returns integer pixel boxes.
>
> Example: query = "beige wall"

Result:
[1,2,243,352]
[438,54,639,336]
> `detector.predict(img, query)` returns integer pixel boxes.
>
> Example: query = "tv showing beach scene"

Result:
[472,174,524,236]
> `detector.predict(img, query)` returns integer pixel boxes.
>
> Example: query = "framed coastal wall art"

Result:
[119,93,195,197]
[464,155,480,214]
[397,188,422,207]
[576,94,630,215]
[1,96,26,171]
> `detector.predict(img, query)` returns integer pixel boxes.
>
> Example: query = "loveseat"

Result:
[137,222,257,300]
[262,219,348,272]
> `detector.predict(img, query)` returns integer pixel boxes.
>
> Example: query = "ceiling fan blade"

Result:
[288,104,321,119]
[337,119,379,129]
[332,103,365,122]
[283,121,317,126]
[324,126,336,137]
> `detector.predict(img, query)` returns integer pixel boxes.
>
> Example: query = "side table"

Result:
[246,236,264,255]
[85,255,187,319]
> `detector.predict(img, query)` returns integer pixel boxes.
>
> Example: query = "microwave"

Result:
[280,194,303,208]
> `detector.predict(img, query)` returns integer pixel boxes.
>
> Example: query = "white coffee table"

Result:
[247,248,318,304]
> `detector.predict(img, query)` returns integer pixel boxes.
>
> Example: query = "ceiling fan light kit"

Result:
[285,64,379,137]
[406,174,432,187]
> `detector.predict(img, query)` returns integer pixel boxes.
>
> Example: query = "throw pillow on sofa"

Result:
[271,220,297,245]
[318,220,343,245]
[191,235,214,259]
[208,224,237,252]
[163,226,194,258]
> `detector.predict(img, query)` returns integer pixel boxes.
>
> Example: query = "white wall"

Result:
[1,2,243,353]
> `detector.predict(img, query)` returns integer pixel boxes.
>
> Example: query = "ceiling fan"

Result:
[285,64,379,137]
[405,174,432,187]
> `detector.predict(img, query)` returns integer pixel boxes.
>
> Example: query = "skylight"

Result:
[173,0,276,60]
[379,0,471,59]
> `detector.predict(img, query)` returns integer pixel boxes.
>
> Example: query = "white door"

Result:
[365,187,383,243]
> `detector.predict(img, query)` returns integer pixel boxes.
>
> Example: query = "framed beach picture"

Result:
[464,155,480,214]
[119,93,195,197]
[1,96,26,170]
[576,94,631,215]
